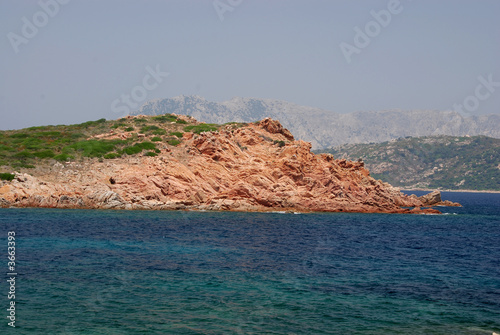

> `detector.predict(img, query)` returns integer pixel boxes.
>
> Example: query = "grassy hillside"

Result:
[0,114,245,176]
[315,136,500,191]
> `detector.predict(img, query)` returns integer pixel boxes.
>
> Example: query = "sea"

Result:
[1,191,499,334]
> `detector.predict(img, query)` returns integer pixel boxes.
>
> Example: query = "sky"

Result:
[1,0,499,130]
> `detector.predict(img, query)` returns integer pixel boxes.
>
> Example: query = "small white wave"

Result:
[466,327,499,335]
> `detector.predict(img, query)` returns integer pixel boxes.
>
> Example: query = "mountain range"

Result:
[133,95,500,149]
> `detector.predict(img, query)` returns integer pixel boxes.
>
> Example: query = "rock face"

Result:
[418,190,461,207]
[0,118,448,213]
[419,190,442,206]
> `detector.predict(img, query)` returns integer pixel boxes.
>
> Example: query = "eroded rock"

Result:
[0,118,457,213]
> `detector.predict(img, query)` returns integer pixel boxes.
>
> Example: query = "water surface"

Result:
[1,192,499,334]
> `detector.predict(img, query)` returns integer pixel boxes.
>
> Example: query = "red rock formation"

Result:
[418,190,461,207]
[0,118,447,213]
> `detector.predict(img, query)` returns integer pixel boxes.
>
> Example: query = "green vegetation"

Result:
[315,135,500,191]
[67,139,126,158]
[153,114,178,123]
[183,124,219,134]
[112,123,127,129]
[0,117,155,168]
[169,132,183,138]
[0,114,235,170]
[77,118,107,128]
[0,173,15,181]
[122,142,156,155]
[103,153,121,159]
[53,154,74,162]
[152,129,166,135]
[122,146,142,155]
[140,125,160,133]
[274,140,286,148]
[167,139,181,146]
[224,122,248,130]
[32,150,56,159]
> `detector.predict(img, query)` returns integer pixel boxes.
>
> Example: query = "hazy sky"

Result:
[1,0,499,130]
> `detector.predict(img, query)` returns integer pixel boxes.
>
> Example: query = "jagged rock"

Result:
[436,200,462,207]
[258,118,294,141]
[87,191,126,209]
[0,197,10,207]
[419,191,442,206]
[418,190,462,207]
[58,195,85,208]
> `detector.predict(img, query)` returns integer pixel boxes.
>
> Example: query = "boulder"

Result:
[418,190,442,206]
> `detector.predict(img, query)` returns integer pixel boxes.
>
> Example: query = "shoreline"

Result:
[0,204,439,215]
[402,188,500,194]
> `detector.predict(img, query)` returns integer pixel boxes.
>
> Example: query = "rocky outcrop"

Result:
[87,191,126,209]
[419,190,461,207]
[419,190,442,206]
[0,118,452,213]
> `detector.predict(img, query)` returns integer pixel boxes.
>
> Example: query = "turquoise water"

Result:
[1,192,499,334]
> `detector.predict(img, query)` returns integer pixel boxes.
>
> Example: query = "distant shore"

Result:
[403,188,500,194]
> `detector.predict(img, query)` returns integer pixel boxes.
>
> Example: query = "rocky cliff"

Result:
[0,117,444,213]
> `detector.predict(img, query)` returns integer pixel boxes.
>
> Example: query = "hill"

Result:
[0,115,438,213]
[0,114,192,170]
[315,136,500,191]
[133,95,500,149]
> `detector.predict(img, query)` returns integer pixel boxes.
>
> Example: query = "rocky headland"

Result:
[0,116,458,213]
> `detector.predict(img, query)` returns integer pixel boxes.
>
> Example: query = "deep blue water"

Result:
[1,192,499,334]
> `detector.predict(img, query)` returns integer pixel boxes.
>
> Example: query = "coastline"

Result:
[403,188,500,194]
[0,202,438,215]
[0,117,465,215]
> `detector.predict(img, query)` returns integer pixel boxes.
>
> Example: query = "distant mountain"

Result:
[134,95,500,149]
[315,135,500,191]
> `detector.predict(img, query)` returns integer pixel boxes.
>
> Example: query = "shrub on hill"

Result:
[184,124,219,134]
[167,139,181,146]
[0,173,15,181]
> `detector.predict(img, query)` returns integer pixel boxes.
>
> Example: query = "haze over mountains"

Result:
[134,96,500,149]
